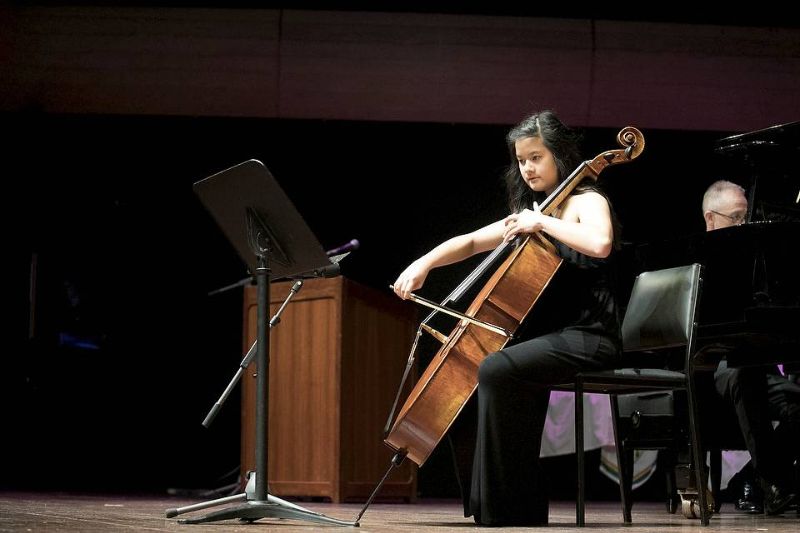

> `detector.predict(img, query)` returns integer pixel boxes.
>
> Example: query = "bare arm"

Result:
[393,219,505,299]
[502,191,613,258]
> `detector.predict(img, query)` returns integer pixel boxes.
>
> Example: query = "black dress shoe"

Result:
[763,483,797,516]
[735,480,764,514]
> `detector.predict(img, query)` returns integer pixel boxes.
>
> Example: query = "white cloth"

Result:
[540,391,615,456]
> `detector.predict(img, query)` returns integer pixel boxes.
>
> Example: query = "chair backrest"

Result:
[622,264,703,353]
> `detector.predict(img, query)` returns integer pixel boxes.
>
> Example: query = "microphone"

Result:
[326,239,360,256]
[305,263,341,278]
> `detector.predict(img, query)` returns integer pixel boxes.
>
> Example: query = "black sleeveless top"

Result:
[515,237,621,346]
[551,240,621,339]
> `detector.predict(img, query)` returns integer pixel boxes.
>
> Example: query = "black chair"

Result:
[564,263,713,526]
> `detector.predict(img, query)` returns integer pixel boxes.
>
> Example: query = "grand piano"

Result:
[632,121,800,368]
[622,122,800,519]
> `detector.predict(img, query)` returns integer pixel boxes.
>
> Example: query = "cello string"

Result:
[420,161,589,325]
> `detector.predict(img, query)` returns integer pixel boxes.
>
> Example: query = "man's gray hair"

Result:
[702,180,745,214]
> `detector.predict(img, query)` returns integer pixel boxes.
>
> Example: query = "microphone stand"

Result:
[201,252,349,429]
[201,280,303,429]
[207,276,254,297]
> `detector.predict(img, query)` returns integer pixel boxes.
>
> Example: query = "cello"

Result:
[355,126,644,523]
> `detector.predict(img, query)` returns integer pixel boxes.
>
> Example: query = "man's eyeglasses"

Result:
[710,210,747,225]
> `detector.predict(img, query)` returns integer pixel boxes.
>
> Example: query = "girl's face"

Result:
[515,136,559,195]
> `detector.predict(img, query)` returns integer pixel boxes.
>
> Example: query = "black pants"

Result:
[766,372,800,444]
[714,361,799,488]
[451,328,619,526]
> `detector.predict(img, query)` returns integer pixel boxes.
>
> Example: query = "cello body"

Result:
[385,237,561,465]
[385,127,645,466]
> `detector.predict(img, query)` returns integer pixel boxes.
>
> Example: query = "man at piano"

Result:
[702,180,799,516]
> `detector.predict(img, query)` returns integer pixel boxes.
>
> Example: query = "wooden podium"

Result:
[241,276,418,503]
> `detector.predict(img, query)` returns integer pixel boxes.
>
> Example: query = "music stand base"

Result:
[178,500,358,526]
[168,473,357,526]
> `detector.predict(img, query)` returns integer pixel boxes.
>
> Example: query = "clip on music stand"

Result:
[165,159,356,526]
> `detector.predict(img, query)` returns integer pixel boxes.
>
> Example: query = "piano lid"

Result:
[715,120,800,156]
[714,121,800,224]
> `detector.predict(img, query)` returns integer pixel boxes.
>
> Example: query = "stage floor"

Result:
[1,492,797,532]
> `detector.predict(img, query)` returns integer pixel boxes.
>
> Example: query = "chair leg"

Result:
[576,380,585,527]
[687,373,711,525]
[609,395,632,523]
[661,450,679,514]
[622,448,635,521]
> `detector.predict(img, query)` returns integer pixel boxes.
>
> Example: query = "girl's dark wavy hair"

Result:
[503,110,621,247]
[503,110,586,213]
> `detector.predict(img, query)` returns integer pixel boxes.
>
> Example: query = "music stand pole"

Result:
[253,250,270,502]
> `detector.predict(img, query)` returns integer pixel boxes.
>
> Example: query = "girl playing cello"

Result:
[393,110,622,526]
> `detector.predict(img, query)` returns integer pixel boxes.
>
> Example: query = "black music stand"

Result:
[167,159,356,526]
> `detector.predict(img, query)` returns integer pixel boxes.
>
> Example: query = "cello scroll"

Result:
[589,126,645,173]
